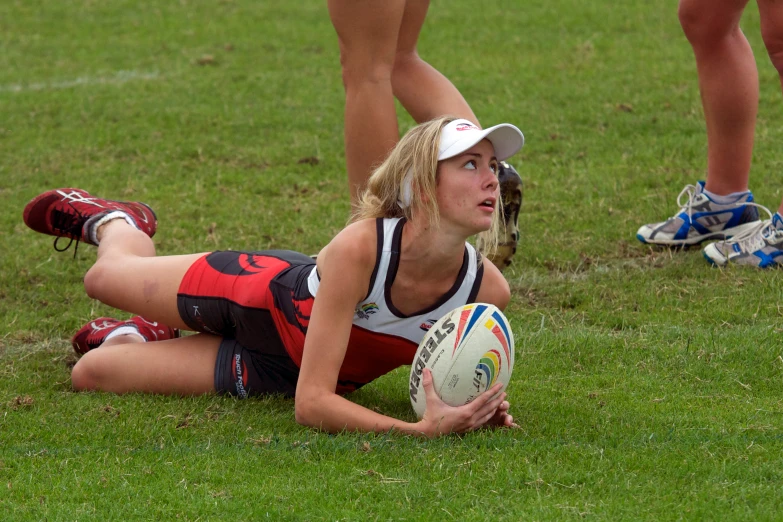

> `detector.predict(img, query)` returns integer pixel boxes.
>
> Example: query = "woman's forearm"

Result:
[295,391,427,437]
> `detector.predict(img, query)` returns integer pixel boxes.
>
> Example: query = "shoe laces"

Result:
[720,203,782,254]
[51,209,82,256]
[675,184,706,223]
[51,190,104,256]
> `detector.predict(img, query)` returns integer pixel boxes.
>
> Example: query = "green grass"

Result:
[2,0,783,519]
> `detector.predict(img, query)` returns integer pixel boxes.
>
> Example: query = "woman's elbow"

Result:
[294,392,322,428]
[294,398,310,426]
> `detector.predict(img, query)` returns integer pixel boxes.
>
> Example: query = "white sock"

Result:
[87,211,139,245]
[104,325,146,343]
[702,187,750,205]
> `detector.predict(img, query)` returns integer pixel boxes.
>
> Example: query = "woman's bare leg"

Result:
[328,0,406,204]
[71,333,220,395]
[392,0,477,124]
[758,0,783,215]
[83,219,207,329]
[679,0,755,195]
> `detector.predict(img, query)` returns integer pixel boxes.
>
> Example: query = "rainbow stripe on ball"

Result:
[485,311,512,365]
[453,304,484,355]
[475,349,502,390]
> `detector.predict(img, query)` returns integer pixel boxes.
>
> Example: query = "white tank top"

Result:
[307,217,484,345]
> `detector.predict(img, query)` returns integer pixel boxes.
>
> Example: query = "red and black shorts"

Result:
[176,250,315,398]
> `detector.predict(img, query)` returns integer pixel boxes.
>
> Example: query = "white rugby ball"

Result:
[408,303,514,419]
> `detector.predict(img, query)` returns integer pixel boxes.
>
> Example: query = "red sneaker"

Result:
[23,188,157,252]
[71,316,180,355]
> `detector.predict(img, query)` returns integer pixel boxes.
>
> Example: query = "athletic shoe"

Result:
[703,207,783,268]
[486,161,523,270]
[71,316,180,355]
[23,188,157,252]
[636,182,760,246]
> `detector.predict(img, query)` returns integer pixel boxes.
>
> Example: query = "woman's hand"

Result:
[415,368,518,437]
[484,398,518,429]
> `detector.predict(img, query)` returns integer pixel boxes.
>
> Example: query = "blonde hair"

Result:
[350,116,502,257]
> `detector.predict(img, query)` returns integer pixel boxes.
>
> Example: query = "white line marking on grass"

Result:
[0,70,160,93]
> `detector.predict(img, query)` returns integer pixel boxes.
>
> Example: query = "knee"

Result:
[71,352,103,391]
[339,60,394,89]
[678,3,737,47]
[83,259,110,301]
[337,46,395,88]
[392,48,422,77]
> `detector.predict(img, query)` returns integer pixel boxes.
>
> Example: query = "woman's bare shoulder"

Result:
[318,218,379,270]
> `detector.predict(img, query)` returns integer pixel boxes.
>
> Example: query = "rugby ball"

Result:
[408,303,514,419]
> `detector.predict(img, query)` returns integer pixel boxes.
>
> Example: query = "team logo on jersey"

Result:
[206,252,268,276]
[419,319,437,332]
[355,303,379,320]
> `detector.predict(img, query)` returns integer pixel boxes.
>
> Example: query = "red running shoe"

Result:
[71,316,180,355]
[23,188,157,252]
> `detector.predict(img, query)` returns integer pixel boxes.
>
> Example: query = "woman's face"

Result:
[435,139,500,235]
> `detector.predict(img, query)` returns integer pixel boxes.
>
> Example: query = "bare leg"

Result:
[328,0,406,205]
[758,0,783,215]
[71,333,220,395]
[83,219,207,329]
[392,0,478,124]
[679,0,756,195]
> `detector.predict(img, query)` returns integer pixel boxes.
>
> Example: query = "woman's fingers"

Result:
[420,373,517,435]
[464,384,505,416]
[478,391,507,416]
[464,392,506,429]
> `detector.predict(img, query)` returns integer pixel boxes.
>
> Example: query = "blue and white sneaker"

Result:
[703,207,783,268]
[637,182,760,246]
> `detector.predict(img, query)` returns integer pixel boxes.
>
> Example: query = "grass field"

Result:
[2,0,783,519]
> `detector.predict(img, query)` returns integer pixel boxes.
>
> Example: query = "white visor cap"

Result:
[438,119,524,162]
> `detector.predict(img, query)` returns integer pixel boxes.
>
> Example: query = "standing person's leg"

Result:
[680,0,756,195]
[759,0,783,219]
[701,0,783,267]
[328,0,406,205]
[637,0,762,247]
[392,0,477,124]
